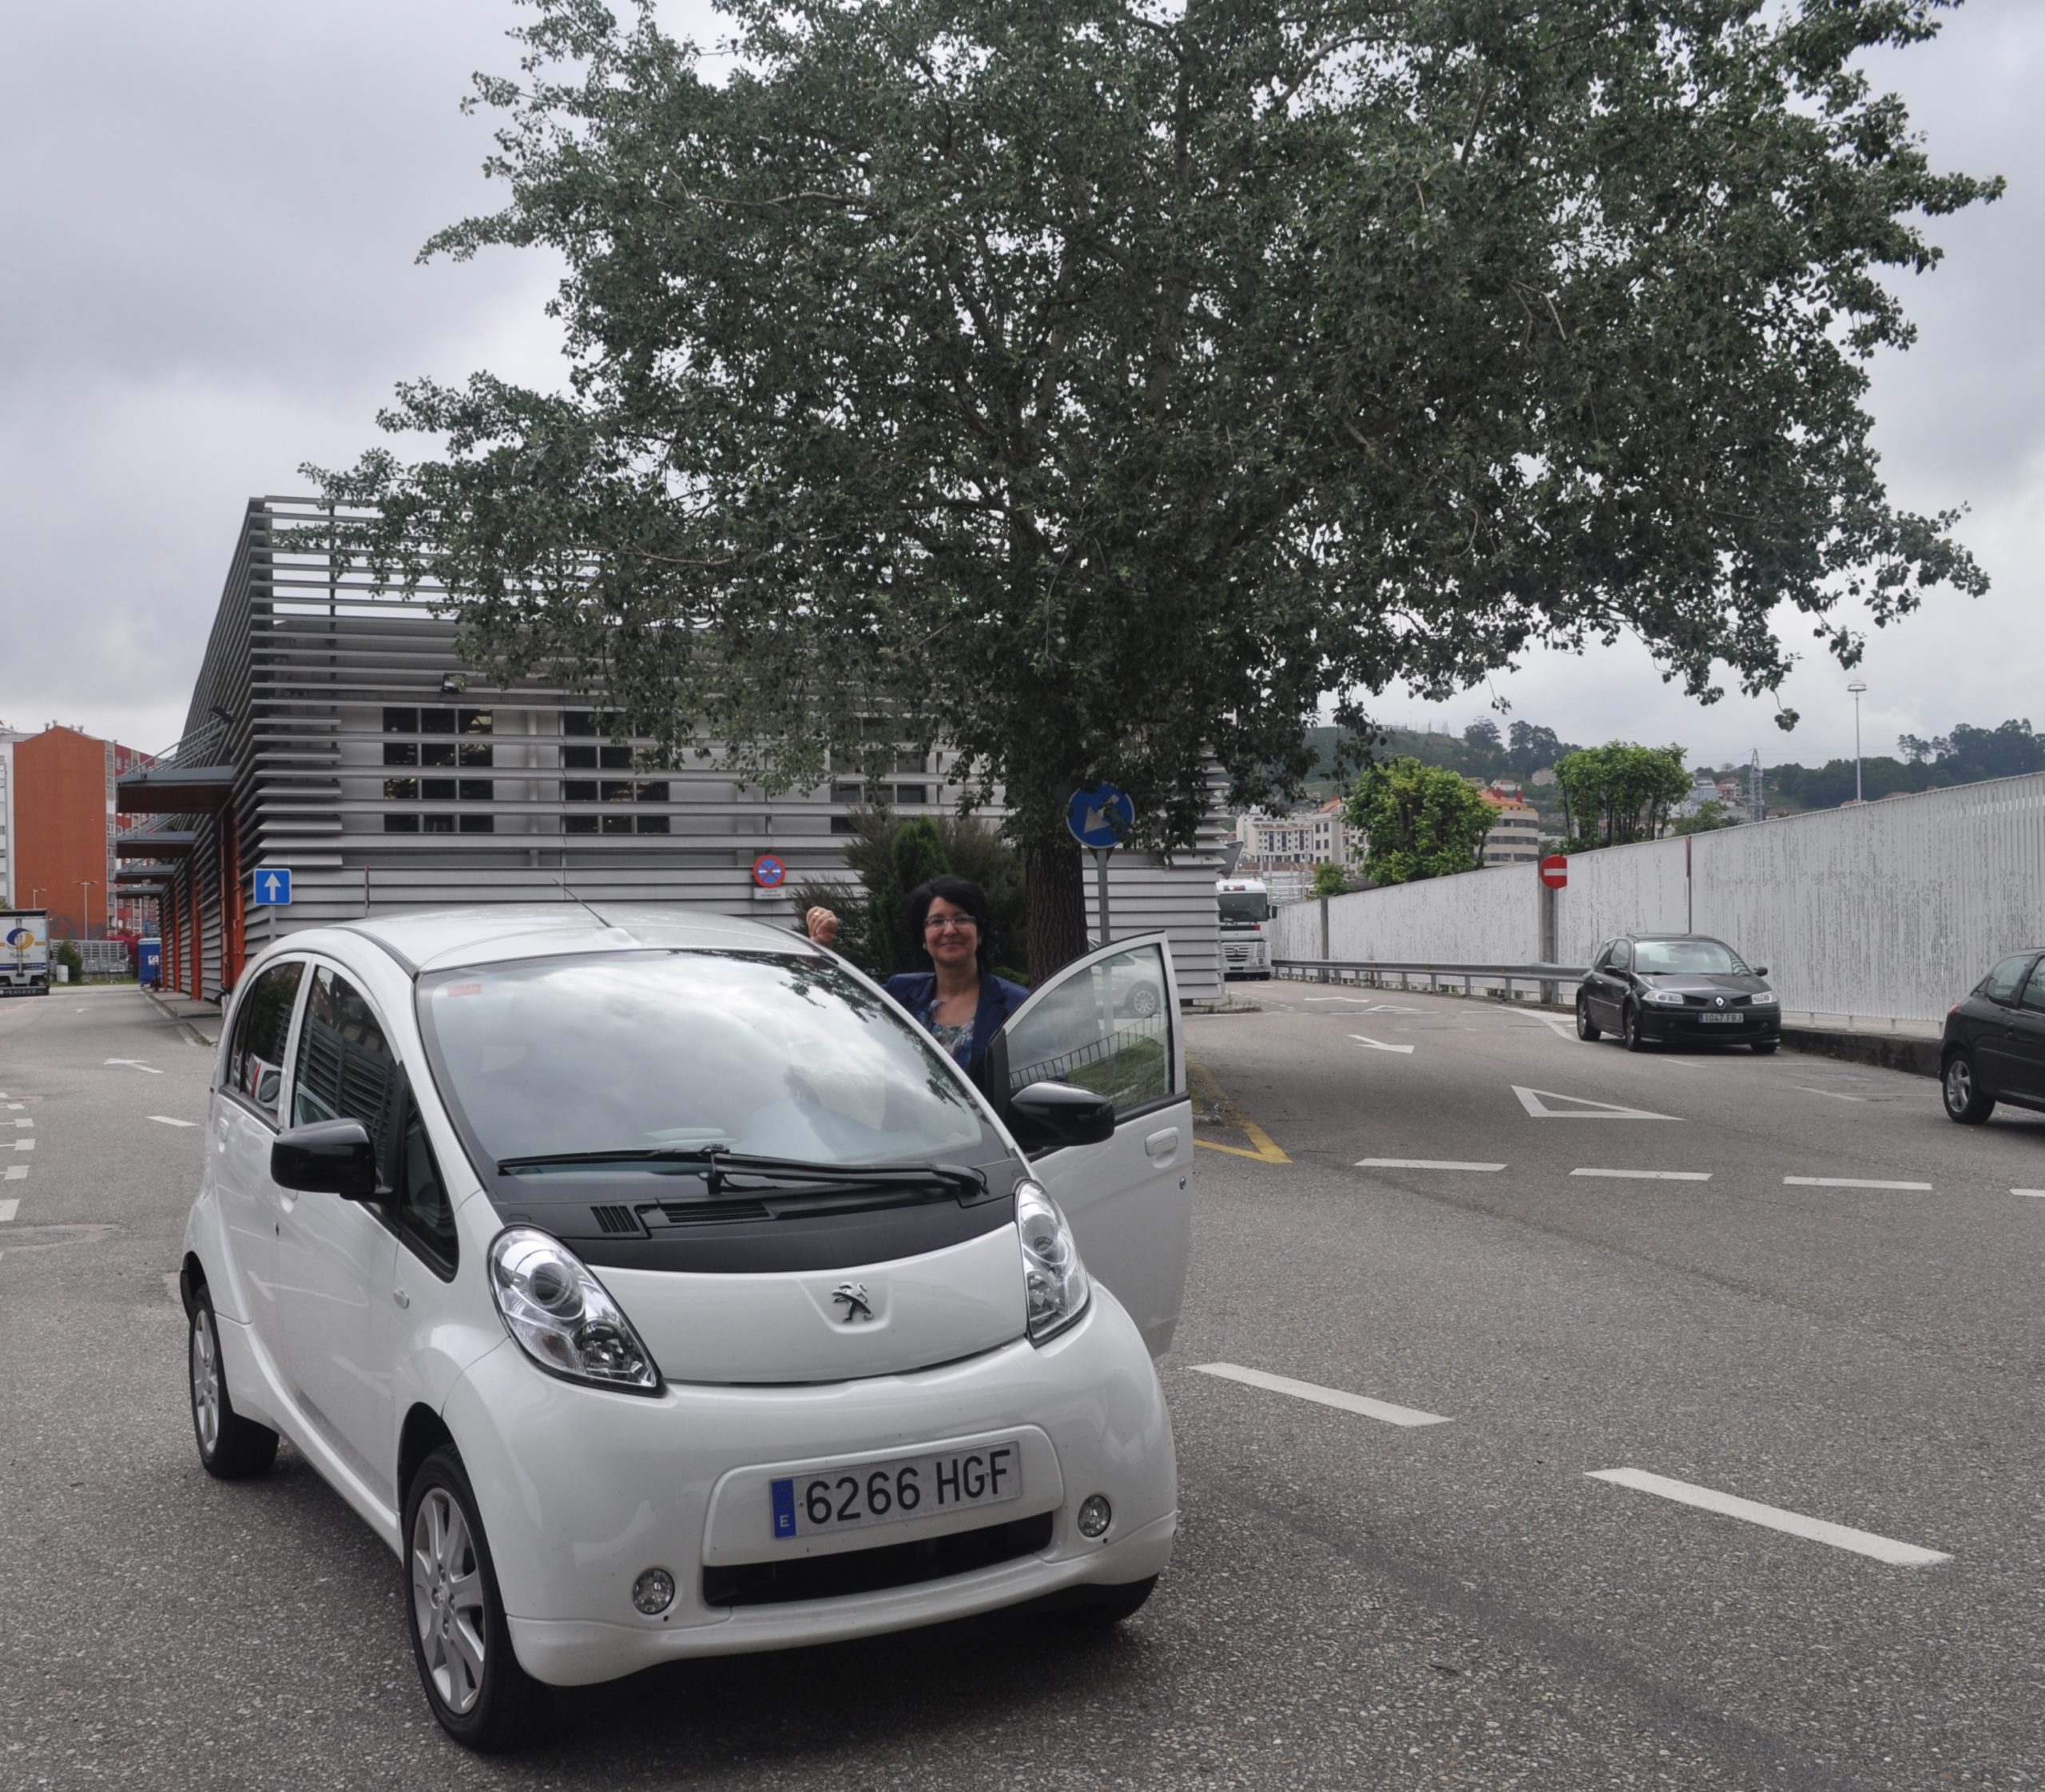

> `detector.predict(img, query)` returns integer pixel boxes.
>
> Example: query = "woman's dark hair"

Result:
[905,874,995,974]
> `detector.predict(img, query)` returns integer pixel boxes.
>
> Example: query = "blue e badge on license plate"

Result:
[771,1480,799,1539]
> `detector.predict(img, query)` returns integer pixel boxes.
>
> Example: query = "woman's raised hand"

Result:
[805,906,841,948]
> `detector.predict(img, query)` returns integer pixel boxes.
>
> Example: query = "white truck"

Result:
[1,910,51,997]
[1216,877,1273,979]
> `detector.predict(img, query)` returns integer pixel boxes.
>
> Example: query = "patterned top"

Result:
[927,1016,974,1063]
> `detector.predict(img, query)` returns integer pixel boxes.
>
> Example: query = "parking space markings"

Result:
[1784,1176,1932,1191]
[1357,1158,1504,1173]
[0,1200,17,1223]
[1349,1033,1417,1055]
[1587,1468,1949,1566]
[146,1115,198,1128]
[1193,1363,1452,1428]
[1570,1168,1711,1182]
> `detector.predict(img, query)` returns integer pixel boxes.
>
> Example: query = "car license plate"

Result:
[1698,1013,1745,1024]
[770,1440,1023,1541]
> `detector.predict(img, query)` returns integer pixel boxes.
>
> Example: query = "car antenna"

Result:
[556,869,610,928]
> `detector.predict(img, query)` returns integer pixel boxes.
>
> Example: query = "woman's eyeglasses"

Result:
[923,916,978,934]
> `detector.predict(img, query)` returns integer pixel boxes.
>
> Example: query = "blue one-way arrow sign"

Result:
[252,868,293,906]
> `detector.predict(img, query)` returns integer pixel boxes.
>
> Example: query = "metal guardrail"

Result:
[1274,957,1590,1006]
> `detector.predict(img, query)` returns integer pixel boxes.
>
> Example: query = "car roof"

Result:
[283,903,820,976]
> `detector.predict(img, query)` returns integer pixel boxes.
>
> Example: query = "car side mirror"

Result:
[1753,967,1769,979]
[272,1118,381,1201]
[1008,1080,1116,1153]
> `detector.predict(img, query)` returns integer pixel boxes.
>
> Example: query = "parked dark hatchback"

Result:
[1575,933,1781,1053]
[1940,950,2045,1123]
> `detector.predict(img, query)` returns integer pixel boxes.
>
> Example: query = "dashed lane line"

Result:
[1793,1085,1868,1103]
[1357,1158,1504,1173]
[1349,1033,1417,1055]
[2013,1189,2045,1199]
[10,1139,34,1152]
[4,1166,26,1181]
[103,1058,161,1075]
[1784,1176,1932,1191]
[146,1115,199,1128]
[1587,1468,1949,1567]
[1193,1363,1453,1428]
[0,1199,16,1223]
[10,1117,30,1126]
[1570,1167,1712,1182]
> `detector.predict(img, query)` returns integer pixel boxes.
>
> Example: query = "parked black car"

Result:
[1575,933,1781,1053]
[1940,951,2045,1123]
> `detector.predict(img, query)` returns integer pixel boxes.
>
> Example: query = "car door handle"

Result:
[1144,1128,1178,1162]
[392,1288,410,1310]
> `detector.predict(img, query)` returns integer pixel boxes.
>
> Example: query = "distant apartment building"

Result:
[9,724,148,937]
[1478,785,1541,865]
[1231,799,1365,903]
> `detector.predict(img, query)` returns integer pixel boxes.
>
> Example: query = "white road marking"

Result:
[1587,1468,1949,1566]
[146,1115,198,1128]
[1512,1085,1680,1121]
[10,1118,30,1127]
[1350,1033,1417,1055]
[1793,1085,1868,1103]
[3,1165,26,1181]
[103,1059,161,1075]
[1304,995,1380,1004]
[10,1139,33,1151]
[2015,1189,2045,1199]
[1532,1013,1578,1039]
[1357,1158,1505,1173]
[1193,1363,1452,1428]
[1783,1176,1932,1191]
[0,1199,16,1223]
[1570,1167,1711,1182]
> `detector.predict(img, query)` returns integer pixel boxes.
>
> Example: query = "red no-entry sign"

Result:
[1539,854,1569,889]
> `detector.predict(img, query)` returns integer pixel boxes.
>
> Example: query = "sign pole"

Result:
[1093,848,1113,948]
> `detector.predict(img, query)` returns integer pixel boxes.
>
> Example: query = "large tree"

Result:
[1346,757,1495,884]
[312,0,1995,979]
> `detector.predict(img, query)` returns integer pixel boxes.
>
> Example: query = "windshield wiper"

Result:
[497,1144,986,1198]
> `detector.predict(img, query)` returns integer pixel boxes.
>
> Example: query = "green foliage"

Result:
[1345,759,1494,885]
[1670,799,1737,837]
[869,817,951,977]
[1555,745,1692,848]
[1310,862,1352,899]
[55,940,84,980]
[309,0,1995,972]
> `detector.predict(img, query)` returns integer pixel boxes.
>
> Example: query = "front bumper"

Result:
[442,1291,1177,1687]
[1638,1007,1780,1043]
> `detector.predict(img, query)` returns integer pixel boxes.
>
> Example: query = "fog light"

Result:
[1076,1494,1112,1540]
[632,1568,676,1615]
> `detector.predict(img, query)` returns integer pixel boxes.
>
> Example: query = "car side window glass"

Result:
[1611,941,1632,972]
[1003,942,1177,1118]
[2019,964,2045,1015]
[293,968,404,1165]
[396,1095,458,1275]
[1979,956,2032,1006]
[224,960,303,1122]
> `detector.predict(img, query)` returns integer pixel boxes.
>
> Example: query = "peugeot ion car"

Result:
[181,908,1191,1749]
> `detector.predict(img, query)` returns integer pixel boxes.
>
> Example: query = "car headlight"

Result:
[1643,988,1687,1006]
[487,1226,661,1393]
[1015,1179,1090,1345]
[1749,991,1777,1006]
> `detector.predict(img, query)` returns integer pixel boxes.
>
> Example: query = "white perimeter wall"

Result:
[1273,771,2045,1023]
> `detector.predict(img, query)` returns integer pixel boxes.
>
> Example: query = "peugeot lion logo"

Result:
[832,1282,874,1323]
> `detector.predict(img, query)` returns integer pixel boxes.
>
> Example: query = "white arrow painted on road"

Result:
[146,1115,199,1128]
[103,1059,162,1075]
[1349,1033,1416,1055]
[1512,1085,1680,1121]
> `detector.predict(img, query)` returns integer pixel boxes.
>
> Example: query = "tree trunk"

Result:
[1022,829,1089,986]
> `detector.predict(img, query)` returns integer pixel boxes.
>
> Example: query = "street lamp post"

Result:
[1846,680,1868,805]
[77,879,99,942]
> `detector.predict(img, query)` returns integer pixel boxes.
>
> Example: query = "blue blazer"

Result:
[883,971,1031,1078]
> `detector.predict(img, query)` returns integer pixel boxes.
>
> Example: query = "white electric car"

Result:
[180,907,1191,1749]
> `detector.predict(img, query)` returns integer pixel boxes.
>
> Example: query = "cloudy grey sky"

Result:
[3,0,2036,773]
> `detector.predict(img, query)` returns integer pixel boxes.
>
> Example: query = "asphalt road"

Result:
[4,983,2043,1790]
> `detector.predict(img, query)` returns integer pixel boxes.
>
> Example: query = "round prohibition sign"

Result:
[752,854,788,889]
[1539,854,1569,890]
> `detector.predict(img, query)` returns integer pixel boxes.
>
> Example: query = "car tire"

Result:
[1942,1050,1995,1125]
[1750,1039,1779,1055]
[1062,1575,1159,1627]
[404,1445,541,1752]
[1129,984,1161,1019]
[188,1288,278,1480]
[1575,997,1601,1042]
[1622,1005,1650,1052]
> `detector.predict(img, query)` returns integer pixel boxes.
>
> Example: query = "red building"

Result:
[12,725,149,939]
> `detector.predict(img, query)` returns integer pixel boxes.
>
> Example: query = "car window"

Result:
[1634,940,1749,975]
[1979,955,2034,1007]
[2019,963,2045,1015]
[1611,941,1633,972]
[224,960,303,1122]
[293,967,405,1166]
[396,1095,458,1275]
[1001,941,1177,1118]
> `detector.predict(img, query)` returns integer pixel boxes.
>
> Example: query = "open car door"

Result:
[983,933,1192,1357]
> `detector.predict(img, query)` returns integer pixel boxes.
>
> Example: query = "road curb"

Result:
[142,986,220,1050]
[1778,1025,1940,1079]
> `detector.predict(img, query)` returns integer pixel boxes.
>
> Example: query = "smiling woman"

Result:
[417,950,990,1175]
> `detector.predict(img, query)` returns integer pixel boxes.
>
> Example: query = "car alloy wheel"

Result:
[1575,998,1601,1042]
[187,1289,278,1480]
[1622,1005,1650,1052]
[1943,1051,1995,1125]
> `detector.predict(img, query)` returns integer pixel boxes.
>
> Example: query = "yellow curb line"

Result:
[1186,1059,1290,1164]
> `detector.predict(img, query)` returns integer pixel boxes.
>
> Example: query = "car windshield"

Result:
[1218,892,1270,924]
[419,951,989,1174]
[1634,940,1750,975]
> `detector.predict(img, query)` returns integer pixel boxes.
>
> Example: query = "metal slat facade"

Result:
[142,499,1225,1003]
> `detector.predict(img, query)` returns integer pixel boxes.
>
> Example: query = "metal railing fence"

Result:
[1275,957,1589,1006]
